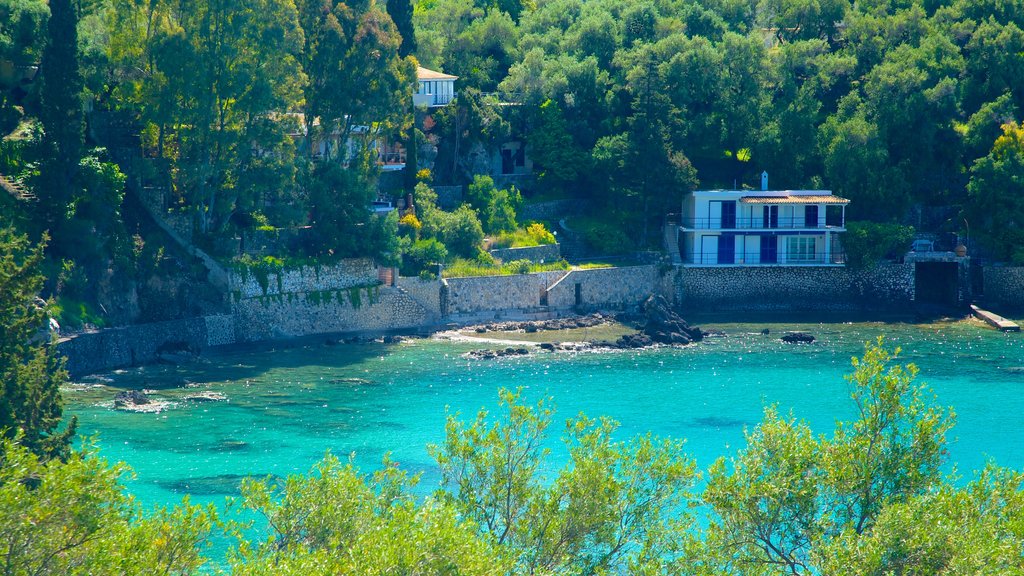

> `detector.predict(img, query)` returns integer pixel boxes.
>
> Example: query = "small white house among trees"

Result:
[414,66,457,107]
[678,183,849,266]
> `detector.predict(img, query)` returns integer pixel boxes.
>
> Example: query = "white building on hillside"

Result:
[414,66,457,107]
[678,176,848,266]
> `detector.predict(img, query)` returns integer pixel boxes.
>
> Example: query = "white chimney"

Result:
[761,171,768,191]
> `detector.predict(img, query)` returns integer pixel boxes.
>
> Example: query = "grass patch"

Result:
[443,258,570,278]
[490,223,557,249]
[52,297,107,331]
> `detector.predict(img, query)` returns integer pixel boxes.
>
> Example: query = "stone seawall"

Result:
[58,315,235,377]
[63,258,928,376]
[488,244,561,263]
[547,266,658,311]
[230,259,378,299]
[676,264,915,311]
[231,286,431,342]
[983,266,1024,311]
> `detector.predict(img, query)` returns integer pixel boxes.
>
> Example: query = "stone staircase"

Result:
[663,222,682,265]
[0,172,34,202]
[90,111,230,291]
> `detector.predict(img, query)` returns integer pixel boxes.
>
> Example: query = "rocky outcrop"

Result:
[465,347,532,360]
[114,389,151,407]
[641,295,704,345]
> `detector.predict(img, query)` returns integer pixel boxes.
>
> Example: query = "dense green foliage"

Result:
[414,0,1024,250]
[3,0,1023,324]
[964,122,1024,262]
[0,439,214,575]
[0,229,74,460]
[842,221,915,269]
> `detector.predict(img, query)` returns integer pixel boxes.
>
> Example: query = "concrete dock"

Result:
[971,305,1021,332]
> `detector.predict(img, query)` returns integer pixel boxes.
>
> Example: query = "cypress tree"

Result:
[0,229,76,461]
[386,0,417,58]
[36,0,84,238]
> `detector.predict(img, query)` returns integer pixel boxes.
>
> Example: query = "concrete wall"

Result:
[230,259,378,298]
[58,315,235,377]
[983,266,1024,310]
[676,263,915,311]
[489,243,561,263]
[231,286,431,342]
[547,266,658,311]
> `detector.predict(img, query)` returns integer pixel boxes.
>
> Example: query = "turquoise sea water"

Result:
[65,318,1024,516]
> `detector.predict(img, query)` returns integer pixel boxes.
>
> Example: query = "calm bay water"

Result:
[65,318,1024,513]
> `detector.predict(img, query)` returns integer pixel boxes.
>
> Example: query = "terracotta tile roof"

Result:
[417,66,458,80]
[740,195,849,205]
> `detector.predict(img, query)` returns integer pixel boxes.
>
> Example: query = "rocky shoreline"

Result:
[462,296,710,359]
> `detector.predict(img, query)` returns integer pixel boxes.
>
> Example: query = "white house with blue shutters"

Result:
[678,178,848,266]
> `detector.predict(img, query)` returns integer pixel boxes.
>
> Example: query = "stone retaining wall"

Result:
[230,259,378,299]
[231,286,430,342]
[676,263,915,311]
[445,271,566,315]
[488,243,561,263]
[519,199,581,222]
[547,266,658,311]
[58,315,235,377]
[982,266,1024,310]
[396,276,443,318]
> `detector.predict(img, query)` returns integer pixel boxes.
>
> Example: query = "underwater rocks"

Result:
[182,391,227,402]
[780,332,816,344]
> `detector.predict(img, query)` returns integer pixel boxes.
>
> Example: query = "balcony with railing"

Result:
[681,250,847,266]
[679,215,846,230]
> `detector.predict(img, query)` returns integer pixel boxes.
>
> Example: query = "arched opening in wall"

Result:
[914,262,959,308]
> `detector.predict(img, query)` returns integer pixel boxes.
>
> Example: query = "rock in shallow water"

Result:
[781,332,816,344]
[114,389,150,406]
[640,295,704,345]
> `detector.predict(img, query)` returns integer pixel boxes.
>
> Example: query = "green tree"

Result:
[0,229,75,461]
[35,0,84,241]
[233,454,509,574]
[0,439,214,575]
[964,122,1024,262]
[841,221,915,269]
[700,338,955,575]
[432,388,696,574]
[386,0,417,57]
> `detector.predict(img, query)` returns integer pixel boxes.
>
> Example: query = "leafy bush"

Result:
[485,187,520,233]
[400,237,448,277]
[399,213,422,237]
[506,259,532,274]
[843,221,915,269]
[437,205,485,258]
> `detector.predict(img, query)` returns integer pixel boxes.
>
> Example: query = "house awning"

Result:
[739,195,849,205]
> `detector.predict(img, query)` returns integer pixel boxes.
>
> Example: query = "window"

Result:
[787,237,816,262]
